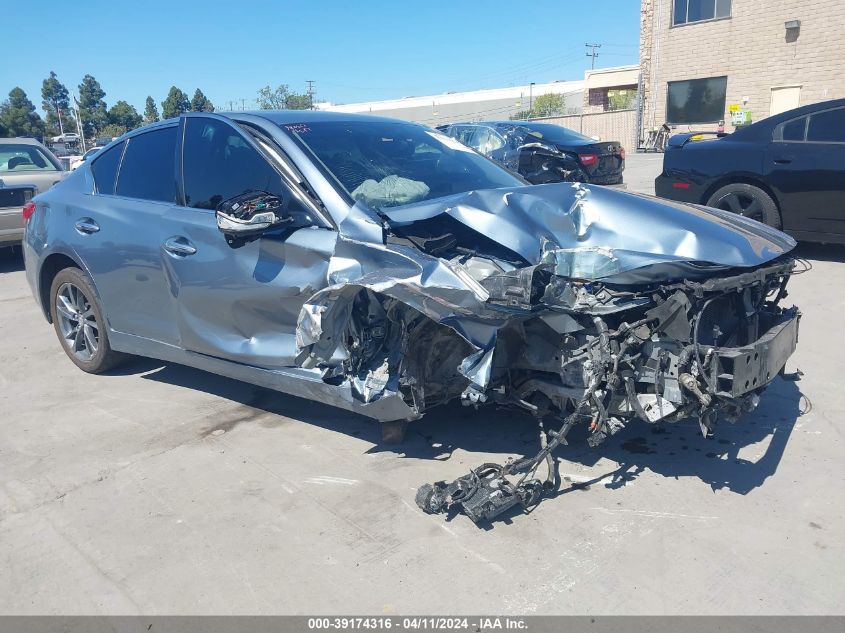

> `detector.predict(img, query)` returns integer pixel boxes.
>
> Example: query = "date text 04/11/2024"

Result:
[306,617,528,630]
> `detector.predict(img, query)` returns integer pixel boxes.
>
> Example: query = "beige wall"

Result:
[640,0,845,136]
[535,109,639,152]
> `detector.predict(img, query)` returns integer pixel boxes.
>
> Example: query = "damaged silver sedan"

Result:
[24,111,800,523]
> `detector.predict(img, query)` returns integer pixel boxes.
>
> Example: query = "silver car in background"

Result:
[0,138,65,247]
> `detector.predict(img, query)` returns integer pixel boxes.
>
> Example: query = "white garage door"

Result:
[770,86,802,116]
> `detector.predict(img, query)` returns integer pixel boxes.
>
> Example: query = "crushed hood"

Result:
[383,183,796,282]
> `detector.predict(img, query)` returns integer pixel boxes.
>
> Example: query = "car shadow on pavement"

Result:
[121,354,806,501]
[121,357,385,438]
[388,376,806,499]
[0,247,24,273]
[795,242,845,264]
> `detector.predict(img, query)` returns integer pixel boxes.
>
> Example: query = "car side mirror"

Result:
[215,191,289,242]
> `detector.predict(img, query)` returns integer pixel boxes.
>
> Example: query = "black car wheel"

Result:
[49,267,125,374]
[706,183,782,229]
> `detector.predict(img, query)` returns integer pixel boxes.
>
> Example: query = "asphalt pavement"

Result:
[1,154,842,614]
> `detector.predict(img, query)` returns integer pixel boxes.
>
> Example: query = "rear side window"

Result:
[776,117,806,142]
[91,141,124,195]
[182,118,287,209]
[807,108,845,143]
[115,127,177,202]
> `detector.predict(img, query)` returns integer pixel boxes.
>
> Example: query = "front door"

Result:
[160,115,335,369]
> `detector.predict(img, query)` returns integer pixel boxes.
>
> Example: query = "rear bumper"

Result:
[0,206,25,244]
[655,174,709,203]
[588,173,624,186]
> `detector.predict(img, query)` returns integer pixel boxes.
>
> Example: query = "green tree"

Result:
[510,93,567,120]
[256,84,310,110]
[531,93,566,118]
[143,96,160,124]
[100,123,128,138]
[108,100,142,130]
[190,89,214,112]
[78,74,108,138]
[0,87,46,138]
[161,86,190,119]
[41,71,75,136]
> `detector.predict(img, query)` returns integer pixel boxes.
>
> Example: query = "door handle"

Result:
[773,157,793,165]
[163,236,197,257]
[74,218,100,234]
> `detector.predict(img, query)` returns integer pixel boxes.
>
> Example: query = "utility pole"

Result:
[306,80,316,109]
[240,98,247,111]
[586,43,601,69]
[528,82,535,118]
[71,93,86,151]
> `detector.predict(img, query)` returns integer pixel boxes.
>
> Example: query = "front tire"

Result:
[706,183,782,228]
[49,267,124,373]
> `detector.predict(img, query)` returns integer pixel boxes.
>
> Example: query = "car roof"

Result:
[112,110,424,147]
[0,137,43,145]
[224,109,414,126]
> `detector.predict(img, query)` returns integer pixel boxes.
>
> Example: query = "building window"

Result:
[666,76,727,124]
[673,0,731,26]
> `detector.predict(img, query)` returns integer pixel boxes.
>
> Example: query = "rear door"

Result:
[160,114,335,368]
[767,106,845,237]
[69,126,181,344]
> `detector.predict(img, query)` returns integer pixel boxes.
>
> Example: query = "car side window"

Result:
[115,127,178,202]
[453,126,478,148]
[807,108,845,143]
[91,141,125,195]
[474,128,504,154]
[774,117,807,142]
[182,118,301,212]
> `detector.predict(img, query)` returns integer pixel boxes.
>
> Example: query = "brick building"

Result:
[640,0,845,135]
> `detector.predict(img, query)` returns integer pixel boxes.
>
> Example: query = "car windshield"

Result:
[510,122,593,144]
[282,120,523,209]
[0,144,58,172]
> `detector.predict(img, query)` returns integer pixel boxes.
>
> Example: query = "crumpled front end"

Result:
[292,183,802,523]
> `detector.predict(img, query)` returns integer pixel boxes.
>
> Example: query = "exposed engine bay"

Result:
[292,183,802,524]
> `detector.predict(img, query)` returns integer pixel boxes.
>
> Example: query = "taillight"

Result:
[22,202,37,223]
[619,147,626,161]
[672,182,691,189]
[578,153,598,166]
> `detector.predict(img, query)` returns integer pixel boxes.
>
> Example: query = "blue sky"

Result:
[2,0,640,114]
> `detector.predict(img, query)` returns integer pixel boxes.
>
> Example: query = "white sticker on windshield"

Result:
[426,130,474,153]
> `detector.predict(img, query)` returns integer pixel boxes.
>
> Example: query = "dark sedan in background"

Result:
[656,98,845,244]
[439,121,625,185]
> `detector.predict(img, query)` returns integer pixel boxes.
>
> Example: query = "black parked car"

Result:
[655,98,845,244]
[439,121,625,185]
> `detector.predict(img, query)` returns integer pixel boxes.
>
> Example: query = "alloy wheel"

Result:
[713,191,765,222]
[55,282,99,361]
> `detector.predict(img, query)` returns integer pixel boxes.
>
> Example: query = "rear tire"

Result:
[49,267,124,374]
[706,183,782,229]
